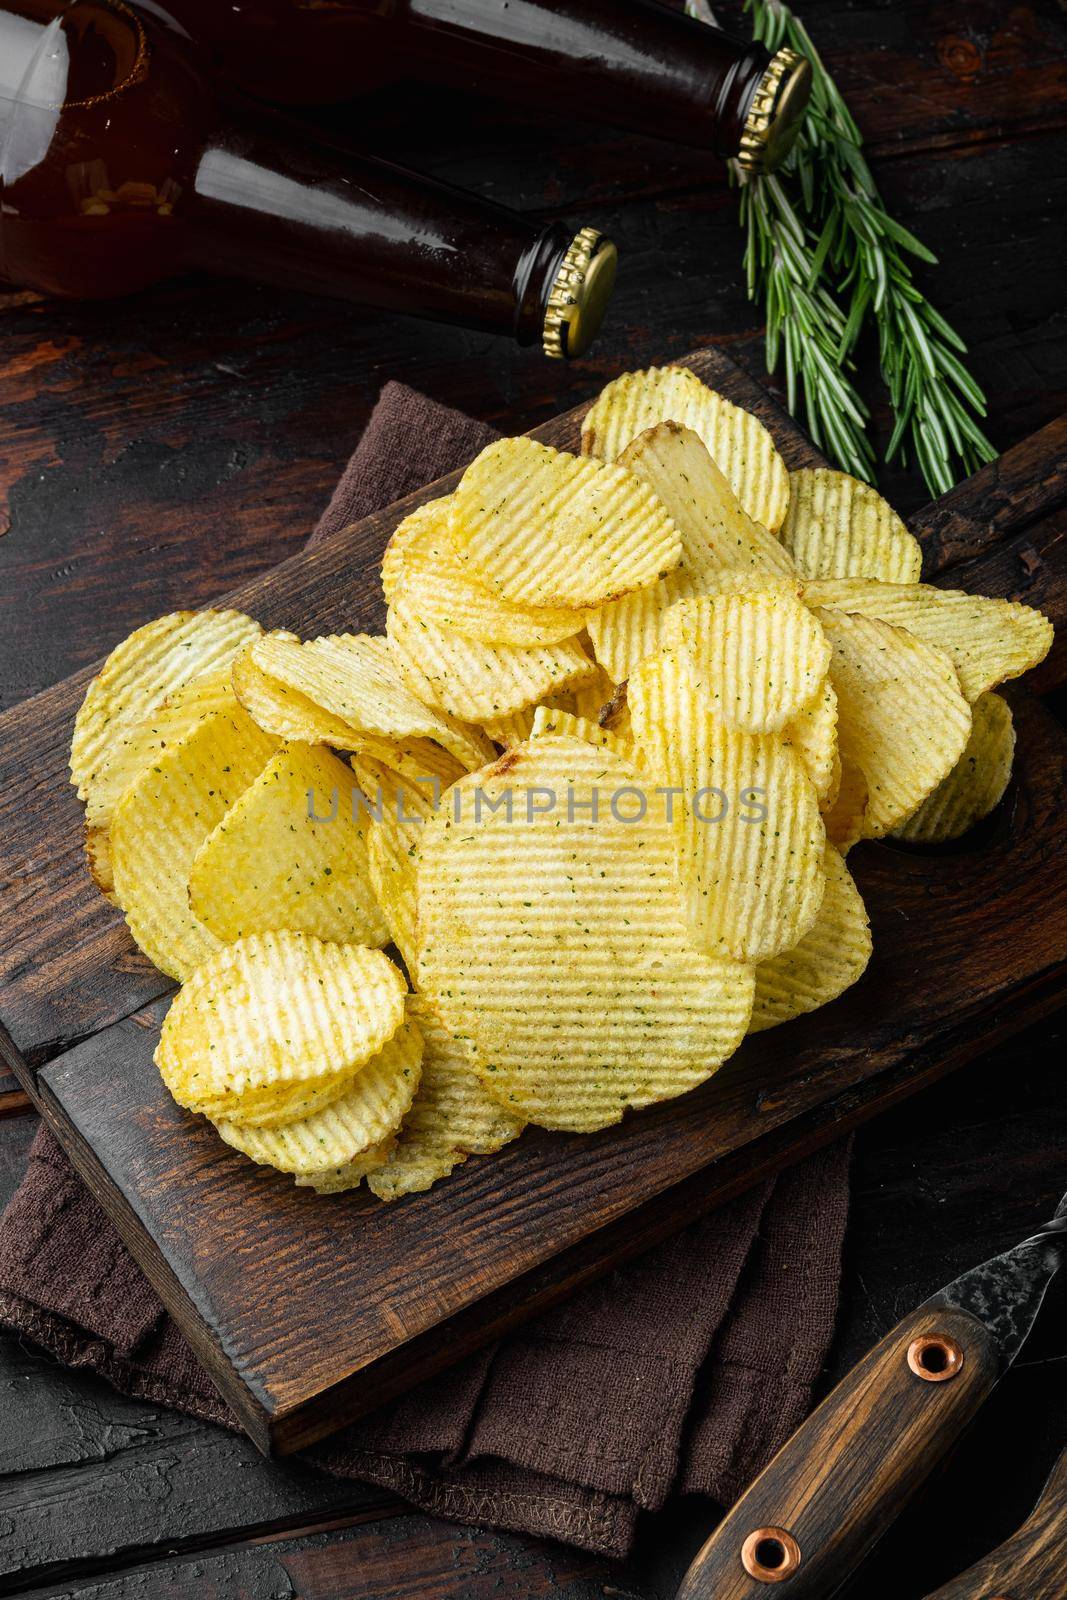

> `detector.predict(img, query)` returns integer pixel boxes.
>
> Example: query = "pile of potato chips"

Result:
[70,365,1054,1196]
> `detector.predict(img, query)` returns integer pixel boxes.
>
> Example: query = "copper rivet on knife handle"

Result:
[740,1527,802,1583]
[906,1332,965,1382]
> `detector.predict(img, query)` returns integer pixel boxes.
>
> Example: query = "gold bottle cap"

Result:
[737,47,813,175]
[543,227,618,360]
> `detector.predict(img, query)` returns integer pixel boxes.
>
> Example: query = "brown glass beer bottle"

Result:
[0,0,617,356]
[155,0,811,174]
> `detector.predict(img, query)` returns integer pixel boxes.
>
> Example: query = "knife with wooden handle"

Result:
[675,1191,1066,1599]
[920,1446,1066,1599]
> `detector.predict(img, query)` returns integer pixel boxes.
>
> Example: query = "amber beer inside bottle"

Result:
[0,0,616,354]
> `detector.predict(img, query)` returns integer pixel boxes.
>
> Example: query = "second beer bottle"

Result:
[0,0,619,356]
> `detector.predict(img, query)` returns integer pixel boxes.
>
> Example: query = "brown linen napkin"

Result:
[0,382,851,1559]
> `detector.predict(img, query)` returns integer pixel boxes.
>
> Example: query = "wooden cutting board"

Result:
[1,348,1064,1456]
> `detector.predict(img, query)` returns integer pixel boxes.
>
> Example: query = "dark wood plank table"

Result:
[0,2,1064,1594]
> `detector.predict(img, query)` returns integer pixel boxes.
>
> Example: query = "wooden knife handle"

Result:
[920,1446,1067,1599]
[675,1303,1001,1600]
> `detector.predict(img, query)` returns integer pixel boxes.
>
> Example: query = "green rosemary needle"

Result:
[687,0,997,495]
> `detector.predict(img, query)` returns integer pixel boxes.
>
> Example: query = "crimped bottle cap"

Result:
[737,47,812,174]
[543,228,618,360]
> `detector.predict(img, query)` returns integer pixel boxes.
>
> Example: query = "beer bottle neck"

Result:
[394,0,772,158]
[182,119,584,347]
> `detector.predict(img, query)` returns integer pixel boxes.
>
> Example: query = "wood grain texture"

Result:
[0,6,1065,1591]
[0,348,1064,1455]
[1,1,1065,714]
[676,1304,1002,1599]
[920,1445,1067,1599]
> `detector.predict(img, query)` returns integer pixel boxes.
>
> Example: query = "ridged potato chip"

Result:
[581,365,790,532]
[749,846,872,1031]
[155,932,407,1125]
[367,996,523,1199]
[232,632,363,749]
[662,591,831,733]
[72,611,261,893]
[240,630,493,773]
[530,705,637,763]
[782,680,839,803]
[781,469,922,582]
[351,751,446,971]
[588,568,703,686]
[586,424,795,683]
[387,592,595,723]
[630,652,826,963]
[482,704,542,748]
[381,497,457,603]
[188,742,389,946]
[387,501,589,646]
[804,580,1054,703]
[617,423,794,580]
[214,1018,423,1176]
[83,668,238,902]
[418,738,754,1132]
[821,754,867,852]
[893,692,1015,843]
[110,706,278,979]
[448,436,682,609]
[566,668,611,724]
[815,608,972,838]
[295,1137,396,1193]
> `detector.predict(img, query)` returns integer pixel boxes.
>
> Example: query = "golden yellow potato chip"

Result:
[295,1137,396,1193]
[749,846,872,1032]
[351,750,447,971]
[780,469,922,582]
[386,592,595,723]
[155,932,407,1125]
[387,501,589,647]
[619,422,794,580]
[530,705,636,763]
[893,692,1015,844]
[110,707,278,979]
[569,664,616,723]
[588,569,703,686]
[815,607,972,839]
[352,734,467,793]
[395,560,590,649]
[821,754,867,852]
[189,742,389,946]
[804,580,1054,703]
[214,1018,423,1176]
[581,365,791,533]
[482,704,541,748]
[232,632,363,749]
[629,652,826,963]
[84,666,238,885]
[238,630,493,772]
[418,738,754,1132]
[585,424,795,685]
[782,680,839,804]
[368,996,523,1199]
[71,611,261,892]
[448,436,682,609]
[381,496,457,603]
[661,591,831,733]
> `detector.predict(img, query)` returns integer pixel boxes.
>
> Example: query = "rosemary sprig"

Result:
[687,0,997,495]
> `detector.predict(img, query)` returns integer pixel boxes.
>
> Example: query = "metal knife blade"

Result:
[928,1188,1067,1369]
